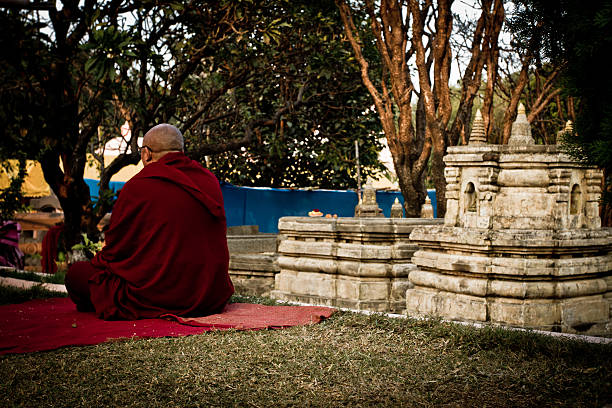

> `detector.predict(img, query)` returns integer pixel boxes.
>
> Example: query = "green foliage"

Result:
[83,26,138,82]
[183,0,384,188]
[0,11,50,159]
[71,233,104,259]
[0,10,52,220]
[511,0,612,205]
[0,0,385,247]
[524,66,570,145]
[0,159,28,221]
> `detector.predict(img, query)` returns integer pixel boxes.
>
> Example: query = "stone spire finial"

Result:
[508,103,534,145]
[354,179,383,217]
[420,195,433,218]
[469,109,487,145]
[390,197,404,218]
[556,120,575,143]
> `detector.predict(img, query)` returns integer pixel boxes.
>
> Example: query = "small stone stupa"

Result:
[507,103,535,145]
[420,195,433,218]
[468,109,487,145]
[406,104,612,335]
[557,120,574,141]
[354,180,383,217]
[390,198,404,218]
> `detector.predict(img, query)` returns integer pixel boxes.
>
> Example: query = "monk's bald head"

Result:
[143,124,184,153]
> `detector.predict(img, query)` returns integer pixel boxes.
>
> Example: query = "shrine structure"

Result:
[272,216,441,312]
[406,106,612,335]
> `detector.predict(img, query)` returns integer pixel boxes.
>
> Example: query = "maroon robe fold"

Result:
[41,223,64,274]
[88,152,234,320]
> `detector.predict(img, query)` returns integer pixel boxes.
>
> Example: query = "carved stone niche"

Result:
[567,171,588,229]
[463,181,478,225]
[458,167,482,229]
[570,184,582,215]
[550,165,601,231]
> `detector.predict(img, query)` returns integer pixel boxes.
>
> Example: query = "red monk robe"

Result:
[80,152,234,320]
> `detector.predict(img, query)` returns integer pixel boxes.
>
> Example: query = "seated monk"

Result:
[65,124,234,320]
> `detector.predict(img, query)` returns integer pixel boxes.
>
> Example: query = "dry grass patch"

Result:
[0,295,610,407]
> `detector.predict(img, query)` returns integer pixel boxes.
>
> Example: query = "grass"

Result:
[0,289,610,407]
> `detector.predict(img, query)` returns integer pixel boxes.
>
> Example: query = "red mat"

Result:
[0,298,335,355]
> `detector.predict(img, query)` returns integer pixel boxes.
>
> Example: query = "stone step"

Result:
[0,276,67,293]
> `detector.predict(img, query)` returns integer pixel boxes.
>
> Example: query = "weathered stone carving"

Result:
[390,198,404,218]
[406,106,612,336]
[508,103,535,145]
[469,109,487,145]
[420,195,434,218]
[272,216,442,312]
[354,180,383,217]
[227,226,279,297]
[557,120,573,141]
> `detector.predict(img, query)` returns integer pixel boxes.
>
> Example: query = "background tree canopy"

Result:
[509,0,612,225]
[336,0,607,222]
[185,1,384,188]
[2,0,609,248]
[0,0,384,246]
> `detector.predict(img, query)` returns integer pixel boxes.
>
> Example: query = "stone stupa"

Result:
[406,104,612,335]
[354,180,383,218]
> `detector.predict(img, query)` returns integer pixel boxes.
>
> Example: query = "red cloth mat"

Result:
[165,302,335,329]
[0,298,335,355]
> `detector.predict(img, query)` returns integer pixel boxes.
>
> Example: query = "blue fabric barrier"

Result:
[84,179,125,201]
[84,178,437,233]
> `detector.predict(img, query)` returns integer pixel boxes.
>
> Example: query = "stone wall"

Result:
[408,226,612,334]
[272,217,442,312]
[227,226,279,297]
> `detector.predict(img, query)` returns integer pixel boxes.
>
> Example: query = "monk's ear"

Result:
[141,148,152,166]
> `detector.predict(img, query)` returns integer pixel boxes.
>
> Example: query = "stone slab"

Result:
[227,234,277,254]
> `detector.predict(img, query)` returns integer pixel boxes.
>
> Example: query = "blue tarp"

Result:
[85,178,437,233]
[84,179,125,199]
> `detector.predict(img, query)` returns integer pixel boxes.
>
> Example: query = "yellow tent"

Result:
[83,154,143,181]
[0,160,50,198]
[1,155,143,198]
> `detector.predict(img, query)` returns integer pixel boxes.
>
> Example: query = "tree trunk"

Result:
[482,0,504,138]
[40,142,97,251]
[336,0,429,218]
[338,0,506,219]
[430,136,447,218]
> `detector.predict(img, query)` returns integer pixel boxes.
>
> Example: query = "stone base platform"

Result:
[273,269,413,312]
[271,217,442,313]
[227,229,279,297]
[229,253,278,297]
[408,288,610,334]
[407,226,612,336]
